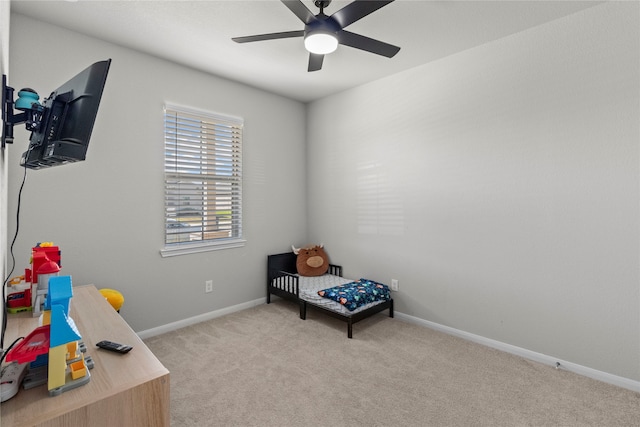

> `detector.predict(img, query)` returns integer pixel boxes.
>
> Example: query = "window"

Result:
[161,104,244,257]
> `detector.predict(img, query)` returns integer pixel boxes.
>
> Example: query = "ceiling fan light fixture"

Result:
[304,31,338,54]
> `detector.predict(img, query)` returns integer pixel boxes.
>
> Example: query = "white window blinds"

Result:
[162,104,243,255]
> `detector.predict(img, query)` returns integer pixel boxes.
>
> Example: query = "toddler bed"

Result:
[267,251,394,338]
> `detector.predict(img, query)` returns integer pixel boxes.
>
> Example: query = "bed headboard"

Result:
[267,252,343,284]
[267,252,297,282]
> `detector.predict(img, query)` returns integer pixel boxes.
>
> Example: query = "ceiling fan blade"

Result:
[282,0,317,25]
[308,53,324,72]
[338,30,400,58]
[331,0,395,29]
[232,30,304,43]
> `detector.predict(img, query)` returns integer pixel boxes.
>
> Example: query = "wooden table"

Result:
[1,285,170,426]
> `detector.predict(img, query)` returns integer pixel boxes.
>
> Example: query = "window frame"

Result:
[160,103,245,258]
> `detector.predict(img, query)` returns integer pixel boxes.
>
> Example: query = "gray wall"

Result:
[306,2,639,381]
[7,14,308,332]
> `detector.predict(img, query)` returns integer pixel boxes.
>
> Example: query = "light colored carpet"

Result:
[144,299,640,426]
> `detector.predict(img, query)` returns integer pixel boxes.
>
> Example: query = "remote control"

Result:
[96,340,132,354]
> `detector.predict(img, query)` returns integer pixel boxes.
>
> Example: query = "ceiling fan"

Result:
[232,0,401,72]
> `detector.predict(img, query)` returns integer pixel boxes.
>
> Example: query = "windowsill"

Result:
[160,238,246,258]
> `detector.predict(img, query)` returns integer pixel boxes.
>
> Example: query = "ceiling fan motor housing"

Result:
[304,14,340,38]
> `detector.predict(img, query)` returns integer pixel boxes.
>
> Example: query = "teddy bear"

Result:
[292,244,329,276]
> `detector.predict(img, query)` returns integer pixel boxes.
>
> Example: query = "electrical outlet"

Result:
[391,279,399,291]
[205,280,213,293]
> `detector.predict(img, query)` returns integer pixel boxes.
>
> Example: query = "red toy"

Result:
[7,288,31,310]
[30,245,61,284]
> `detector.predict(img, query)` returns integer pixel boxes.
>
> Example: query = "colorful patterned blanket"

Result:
[318,279,391,311]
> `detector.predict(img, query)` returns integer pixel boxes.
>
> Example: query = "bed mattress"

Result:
[291,274,387,316]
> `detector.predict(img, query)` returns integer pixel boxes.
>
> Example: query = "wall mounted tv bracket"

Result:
[2,74,44,149]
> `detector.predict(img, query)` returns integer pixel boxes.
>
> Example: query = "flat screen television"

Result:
[20,59,111,170]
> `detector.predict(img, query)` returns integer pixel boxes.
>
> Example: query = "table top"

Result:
[1,284,169,425]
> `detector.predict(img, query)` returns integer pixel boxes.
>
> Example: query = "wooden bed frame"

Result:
[267,252,394,338]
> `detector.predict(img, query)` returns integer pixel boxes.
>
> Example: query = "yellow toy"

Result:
[99,288,124,312]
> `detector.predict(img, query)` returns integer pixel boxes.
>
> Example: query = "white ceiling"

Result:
[11,0,602,103]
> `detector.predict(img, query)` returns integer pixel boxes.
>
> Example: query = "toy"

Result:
[6,275,32,313]
[292,244,329,276]
[5,275,92,396]
[30,243,61,284]
[6,288,32,313]
[99,288,124,312]
[8,243,62,315]
[5,243,62,314]
[24,242,62,317]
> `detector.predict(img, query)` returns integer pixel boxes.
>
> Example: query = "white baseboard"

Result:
[136,297,266,340]
[395,312,640,393]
